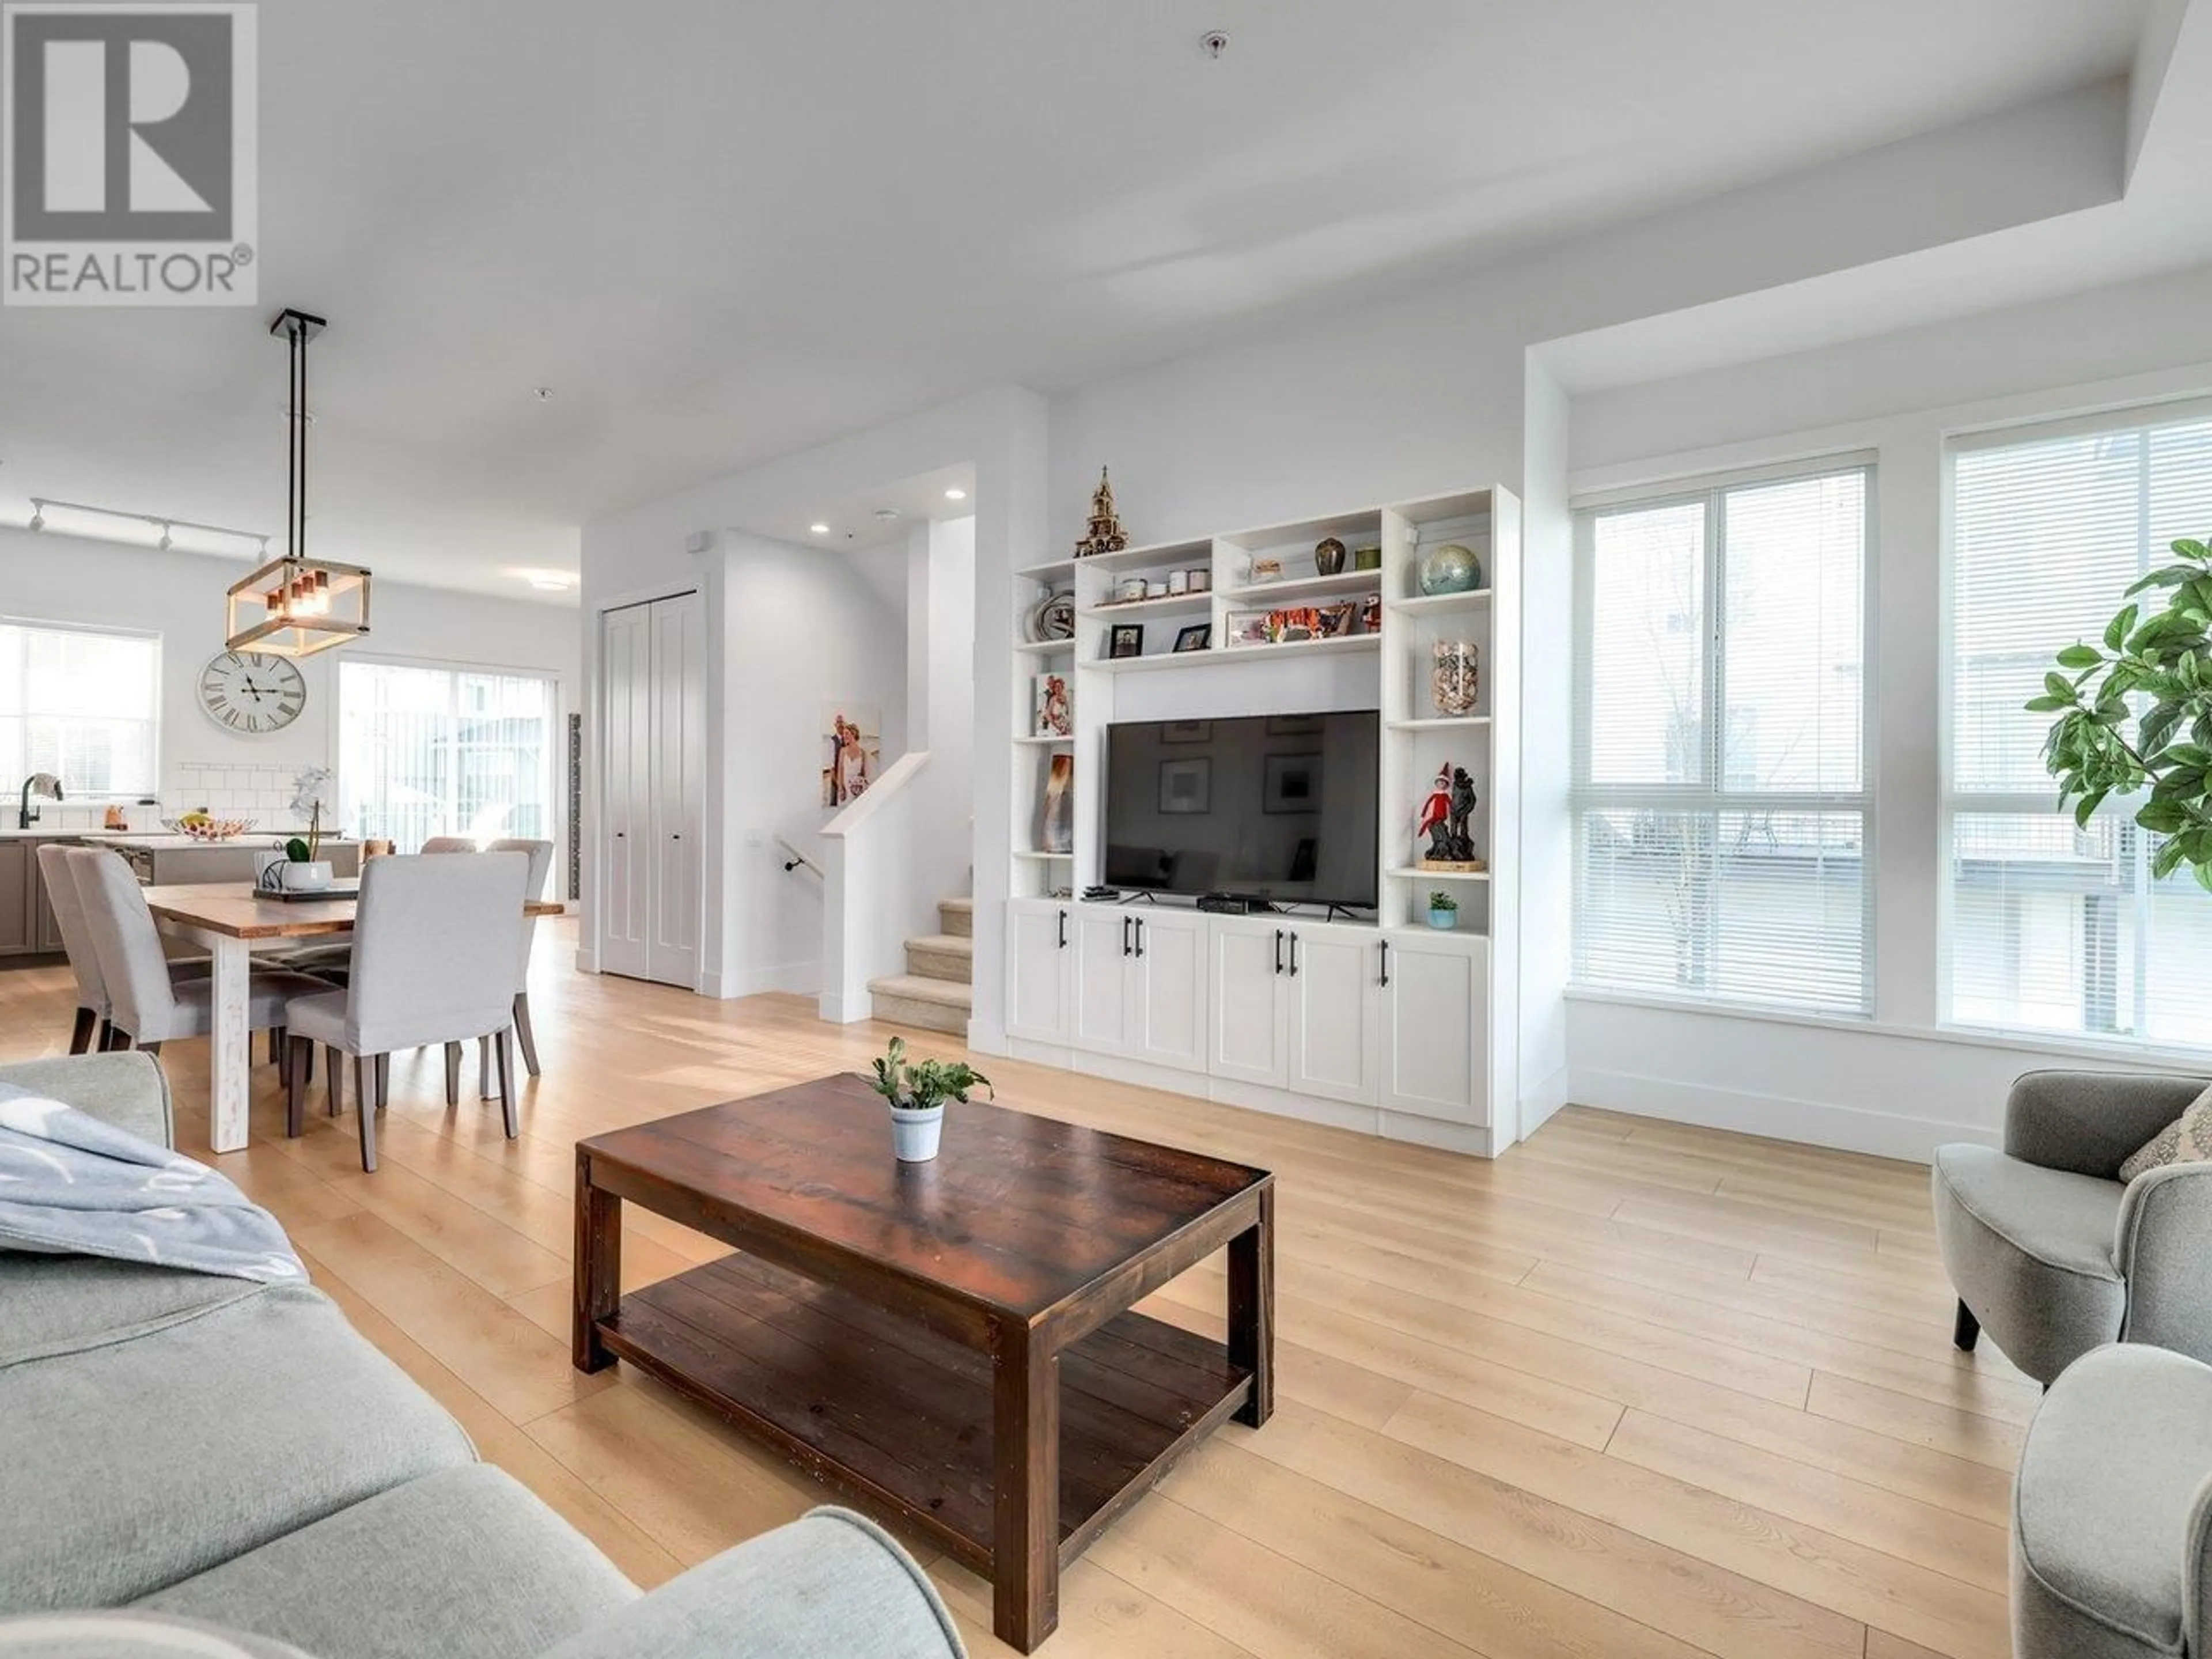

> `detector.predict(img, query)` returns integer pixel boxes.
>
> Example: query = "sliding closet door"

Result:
[646,590,703,988]
[597,592,703,989]
[598,601,652,980]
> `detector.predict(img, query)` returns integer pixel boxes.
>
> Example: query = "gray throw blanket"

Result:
[0,1083,304,1283]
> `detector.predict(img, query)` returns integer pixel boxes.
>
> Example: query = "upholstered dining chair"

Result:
[66,847,327,1073]
[1931,1069,2212,1385]
[487,837,553,1077]
[282,850,529,1172]
[419,835,479,854]
[32,843,209,1054]
[2010,1342,2212,1658]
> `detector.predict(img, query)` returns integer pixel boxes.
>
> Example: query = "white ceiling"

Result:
[0,0,2162,599]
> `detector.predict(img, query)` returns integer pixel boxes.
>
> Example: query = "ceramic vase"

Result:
[1418,543,1480,596]
[1427,906,1457,931]
[890,1104,944,1162]
[1431,642,1480,716]
[1314,537,1347,576]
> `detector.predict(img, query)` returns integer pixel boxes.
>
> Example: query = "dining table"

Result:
[141,881,565,1153]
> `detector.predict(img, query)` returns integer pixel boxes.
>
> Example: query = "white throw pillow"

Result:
[2118,1085,2212,1183]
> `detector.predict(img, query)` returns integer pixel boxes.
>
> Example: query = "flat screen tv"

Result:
[1103,712,1380,910]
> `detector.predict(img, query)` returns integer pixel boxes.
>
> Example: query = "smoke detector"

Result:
[1200,31,1228,59]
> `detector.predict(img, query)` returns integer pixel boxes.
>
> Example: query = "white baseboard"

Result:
[700,961,819,1001]
[997,1038,1496,1158]
[1569,1067,1995,1164]
[1520,1063,1571,1139]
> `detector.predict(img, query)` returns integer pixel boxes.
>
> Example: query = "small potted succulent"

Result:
[1426,889,1459,931]
[866,1036,992,1163]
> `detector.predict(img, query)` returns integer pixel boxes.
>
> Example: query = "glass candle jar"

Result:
[1432,641,1480,716]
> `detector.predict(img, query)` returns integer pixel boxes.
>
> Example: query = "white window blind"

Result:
[337,660,555,851]
[1946,406,2212,1044]
[1572,462,1871,1012]
[0,620,160,797]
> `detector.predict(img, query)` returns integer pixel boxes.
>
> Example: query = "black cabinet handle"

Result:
[1289,932,1300,976]
[1135,918,1146,959]
[1378,938,1391,988]
[1274,929,1284,975]
[1057,909,1067,949]
[1122,915,1132,957]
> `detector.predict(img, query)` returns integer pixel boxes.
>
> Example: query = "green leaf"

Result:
[2176,539,2210,560]
[2074,787,2109,828]
[2196,859,2212,893]
[2024,694,2069,713]
[2138,800,2189,834]
[2105,605,2141,650]
[284,837,310,862]
[2127,566,2196,596]
[2055,643,2103,669]
[2044,672,2077,702]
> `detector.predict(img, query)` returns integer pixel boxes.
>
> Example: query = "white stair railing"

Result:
[817,751,934,1024]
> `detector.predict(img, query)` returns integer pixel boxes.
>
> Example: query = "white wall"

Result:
[1562,268,2212,1160]
[0,529,580,872]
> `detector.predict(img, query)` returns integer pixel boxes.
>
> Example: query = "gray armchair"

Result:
[1931,1070,2212,1385]
[2012,1342,2212,1659]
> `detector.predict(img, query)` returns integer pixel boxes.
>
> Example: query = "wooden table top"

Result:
[143,881,563,940]
[578,1073,1272,1323]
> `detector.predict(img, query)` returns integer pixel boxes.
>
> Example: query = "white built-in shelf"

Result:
[1387,715,1492,732]
[1017,560,1075,582]
[1089,651,1214,674]
[1014,638,1075,656]
[1387,866,1492,882]
[1080,592,1214,618]
[1388,590,1492,615]
[1014,733,1073,745]
[1013,850,1074,861]
[1219,570,1384,604]
[1219,635,1381,661]
[1070,541,1211,574]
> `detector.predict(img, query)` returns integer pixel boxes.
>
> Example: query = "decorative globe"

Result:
[1418,543,1480,596]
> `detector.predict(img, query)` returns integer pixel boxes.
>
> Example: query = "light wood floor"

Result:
[0,923,2024,1659]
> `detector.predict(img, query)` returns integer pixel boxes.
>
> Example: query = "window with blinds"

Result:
[1946,405,2212,1046]
[1571,461,1871,1012]
[337,660,555,850]
[0,620,160,797]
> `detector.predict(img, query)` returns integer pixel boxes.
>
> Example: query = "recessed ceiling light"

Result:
[524,570,577,591]
[533,386,554,403]
[873,508,900,522]
[944,487,967,501]
[810,522,831,535]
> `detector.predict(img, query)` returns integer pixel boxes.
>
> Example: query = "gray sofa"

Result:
[2012,1342,2212,1658]
[0,1054,965,1659]
[1931,1069,2212,1386]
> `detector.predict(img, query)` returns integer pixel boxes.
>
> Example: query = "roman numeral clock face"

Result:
[199,650,305,734]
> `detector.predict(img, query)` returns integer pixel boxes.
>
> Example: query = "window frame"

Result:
[1937,398,2212,1047]
[0,613,163,800]
[332,651,562,852]
[1569,452,1878,1015]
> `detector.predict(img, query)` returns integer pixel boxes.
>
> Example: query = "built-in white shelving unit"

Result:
[1001,483,1524,1157]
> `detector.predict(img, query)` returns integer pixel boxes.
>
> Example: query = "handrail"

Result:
[819,751,930,836]
[774,835,823,878]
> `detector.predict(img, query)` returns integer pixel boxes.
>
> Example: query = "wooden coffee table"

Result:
[571,1073,1274,1652]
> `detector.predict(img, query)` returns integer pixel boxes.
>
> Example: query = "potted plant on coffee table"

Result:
[866,1036,992,1163]
[1427,889,1459,930]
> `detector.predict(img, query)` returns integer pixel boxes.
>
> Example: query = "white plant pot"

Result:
[280,860,334,893]
[889,1104,944,1162]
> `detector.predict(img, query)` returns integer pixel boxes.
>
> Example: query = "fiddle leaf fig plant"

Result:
[2032,534,2212,889]
[866,1035,993,1113]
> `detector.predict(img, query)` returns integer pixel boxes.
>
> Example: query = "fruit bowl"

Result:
[161,817,257,842]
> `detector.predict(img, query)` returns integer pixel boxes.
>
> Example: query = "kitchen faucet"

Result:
[17,772,62,830]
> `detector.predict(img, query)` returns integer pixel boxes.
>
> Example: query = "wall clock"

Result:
[198,650,305,734]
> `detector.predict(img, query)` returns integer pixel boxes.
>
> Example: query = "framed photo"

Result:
[1263,752,1321,814]
[1158,757,1210,815]
[1031,672,1072,737]
[1266,714,1324,737]
[1161,720,1212,744]
[1108,623,1145,660]
[1173,622,1213,653]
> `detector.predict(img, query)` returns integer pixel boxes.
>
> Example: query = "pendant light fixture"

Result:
[225,307,373,656]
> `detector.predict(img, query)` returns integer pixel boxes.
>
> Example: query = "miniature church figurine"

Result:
[1074,466,1130,558]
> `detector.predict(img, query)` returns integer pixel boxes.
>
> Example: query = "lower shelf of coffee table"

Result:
[596,1251,1252,1570]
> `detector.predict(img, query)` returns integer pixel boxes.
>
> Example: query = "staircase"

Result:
[867,897,973,1035]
